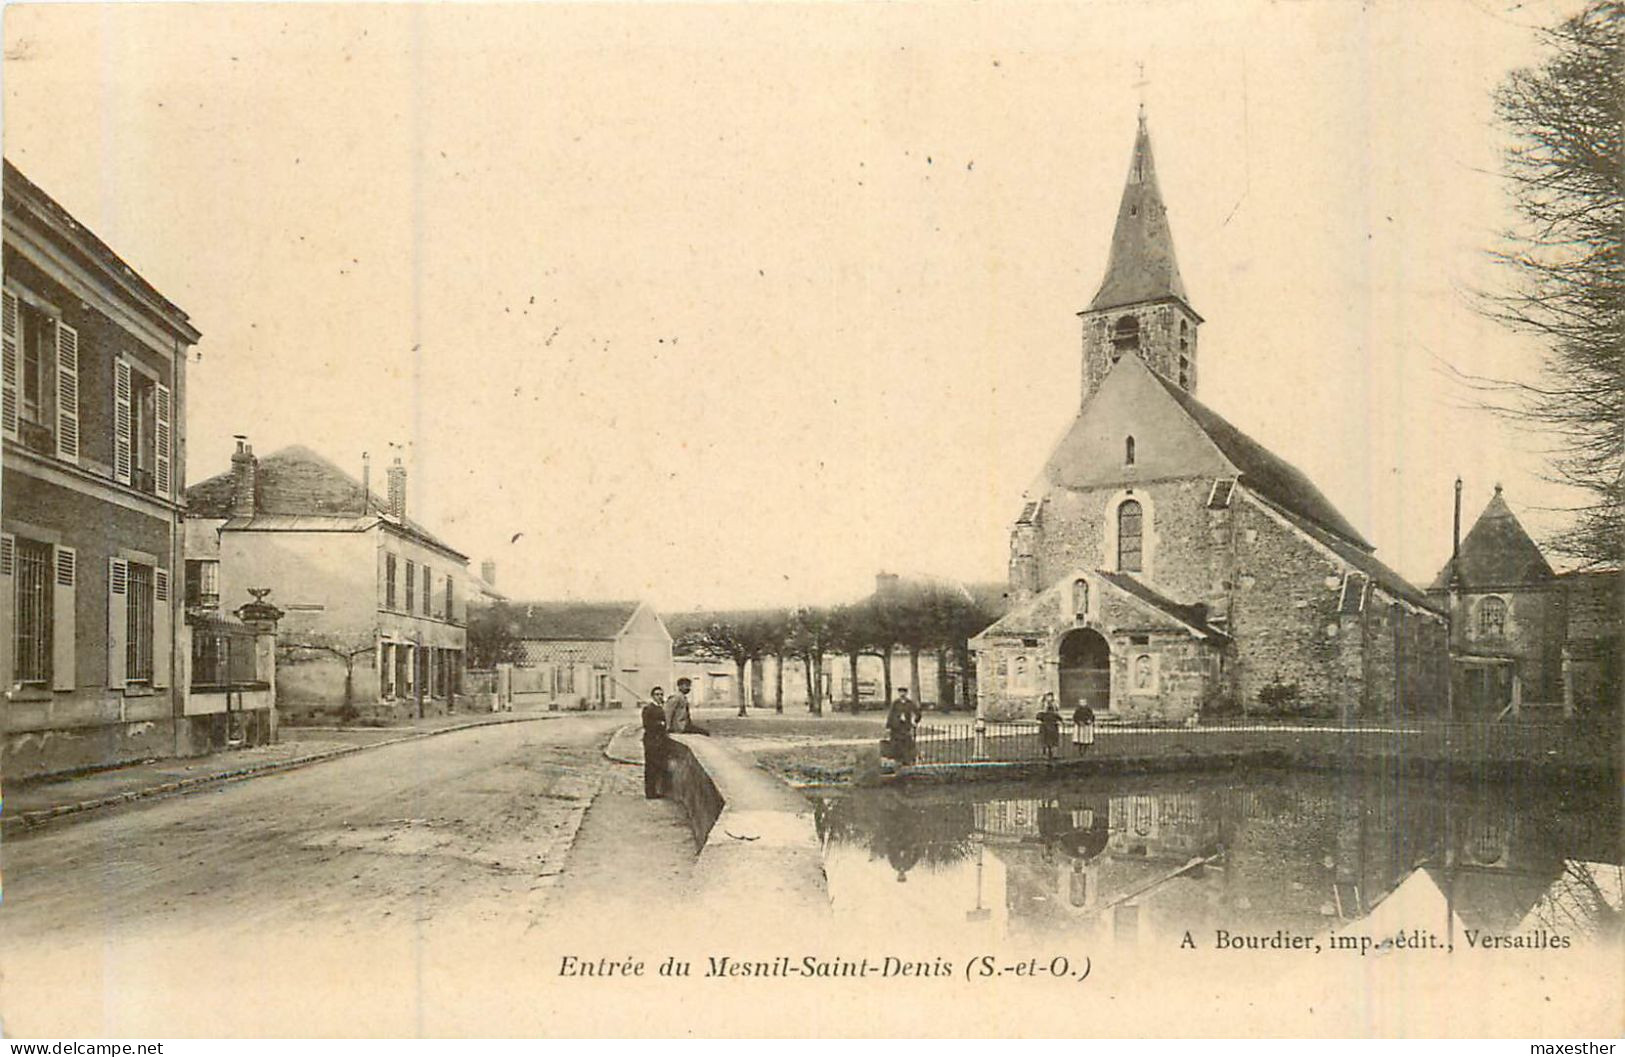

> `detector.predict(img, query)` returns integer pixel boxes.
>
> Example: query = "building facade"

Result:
[972,115,1449,723]
[502,601,672,710]
[2,161,203,779]
[187,442,470,722]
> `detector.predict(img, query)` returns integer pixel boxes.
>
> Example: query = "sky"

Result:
[1,0,1591,610]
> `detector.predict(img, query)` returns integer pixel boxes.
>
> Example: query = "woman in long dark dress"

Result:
[1037,693,1061,760]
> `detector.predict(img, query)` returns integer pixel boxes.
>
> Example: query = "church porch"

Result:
[970,571,1229,723]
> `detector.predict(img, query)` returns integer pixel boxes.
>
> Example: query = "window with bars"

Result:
[1117,500,1144,573]
[126,562,154,683]
[14,537,53,687]
[1479,597,1507,637]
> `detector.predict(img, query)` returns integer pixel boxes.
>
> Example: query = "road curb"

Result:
[602,724,642,766]
[2,713,559,835]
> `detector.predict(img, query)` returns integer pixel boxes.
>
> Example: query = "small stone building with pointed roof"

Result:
[1429,485,1621,716]
[973,114,1449,722]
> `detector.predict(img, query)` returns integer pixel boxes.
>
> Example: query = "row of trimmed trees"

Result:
[668,583,1003,716]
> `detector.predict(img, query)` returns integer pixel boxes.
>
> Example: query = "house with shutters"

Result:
[971,113,1449,723]
[185,441,471,723]
[1,160,202,779]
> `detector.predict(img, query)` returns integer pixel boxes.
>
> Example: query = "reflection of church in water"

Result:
[957,782,1619,947]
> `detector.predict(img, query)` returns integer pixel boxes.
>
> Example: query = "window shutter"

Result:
[114,359,133,485]
[52,546,77,691]
[55,323,80,463]
[152,568,172,687]
[107,557,129,689]
[154,383,172,497]
[1,290,18,439]
[0,533,14,689]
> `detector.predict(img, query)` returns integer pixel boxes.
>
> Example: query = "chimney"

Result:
[1451,477,1463,582]
[480,559,497,587]
[230,436,257,517]
[362,451,372,512]
[386,455,407,518]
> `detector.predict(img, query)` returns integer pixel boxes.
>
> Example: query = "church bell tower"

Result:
[1079,111,1202,403]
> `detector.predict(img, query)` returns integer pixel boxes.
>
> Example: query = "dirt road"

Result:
[0,713,663,1035]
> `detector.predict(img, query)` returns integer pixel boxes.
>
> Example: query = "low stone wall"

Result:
[665,734,829,914]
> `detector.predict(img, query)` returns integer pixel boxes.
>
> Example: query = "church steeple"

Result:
[1090,113,1191,313]
[1079,113,1203,403]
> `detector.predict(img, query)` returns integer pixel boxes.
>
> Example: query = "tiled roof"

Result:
[1095,571,1230,639]
[187,444,466,559]
[1430,488,1554,589]
[1265,496,1439,612]
[1145,368,1373,550]
[506,601,643,642]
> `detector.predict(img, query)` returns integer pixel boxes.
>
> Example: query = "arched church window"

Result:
[1118,500,1144,573]
[1073,578,1089,620]
[1111,316,1140,360]
[1125,436,1136,466]
[1479,597,1507,637]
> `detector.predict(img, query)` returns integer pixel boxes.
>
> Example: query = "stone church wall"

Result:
[1228,499,1369,717]
[1033,477,1230,611]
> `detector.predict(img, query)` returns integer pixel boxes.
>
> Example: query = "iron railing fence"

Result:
[191,626,262,688]
[907,716,1614,768]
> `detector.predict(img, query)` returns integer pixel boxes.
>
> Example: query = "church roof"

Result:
[1272,499,1440,612]
[1095,571,1230,639]
[1087,115,1194,316]
[1430,487,1554,590]
[1143,367,1374,551]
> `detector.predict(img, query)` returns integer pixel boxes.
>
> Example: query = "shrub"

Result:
[1257,679,1302,714]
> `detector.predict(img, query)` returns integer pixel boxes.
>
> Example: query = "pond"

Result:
[812,770,1621,951]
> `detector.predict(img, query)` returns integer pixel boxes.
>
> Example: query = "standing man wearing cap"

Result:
[665,677,710,736]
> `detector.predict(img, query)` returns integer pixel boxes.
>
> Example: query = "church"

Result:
[972,114,1450,723]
